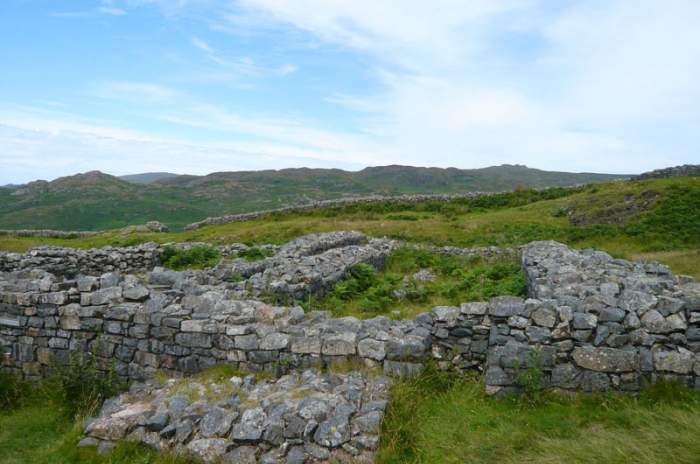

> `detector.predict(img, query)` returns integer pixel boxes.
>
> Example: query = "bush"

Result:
[238,246,274,262]
[160,245,220,270]
[317,249,527,318]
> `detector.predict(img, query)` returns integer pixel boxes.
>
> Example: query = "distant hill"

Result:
[0,165,627,231]
[119,172,180,184]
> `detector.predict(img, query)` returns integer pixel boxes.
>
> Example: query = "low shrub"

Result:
[237,246,274,262]
[314,248,526,318]
[160,245,220,270]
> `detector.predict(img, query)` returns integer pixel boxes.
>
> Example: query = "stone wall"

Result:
[0,242,277,277]
[183,193,496,231]
[0,243,164,276]
[0,229,99,238]
[2,235,699,394]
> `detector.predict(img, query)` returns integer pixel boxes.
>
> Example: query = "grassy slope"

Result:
[0,166,625,231]
[2,176,697,278]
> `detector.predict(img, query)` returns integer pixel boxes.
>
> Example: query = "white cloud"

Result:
[23,0,700,181]
[234,0,700,173]
[277,63,298,76]
[0,105,384,183]
[97,7,128,16]
[86,81,178,104]
[191,36,214,53]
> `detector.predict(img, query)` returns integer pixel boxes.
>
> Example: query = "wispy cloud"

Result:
[97,7,128,16]
[0,102,384,183]
[233,0,700,173]
[277,63,298,76]
[86,81,178,104]
[190,36,214,53]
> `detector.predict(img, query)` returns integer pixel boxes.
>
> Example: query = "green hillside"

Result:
[2,175,697,279]
[0,165,626,231]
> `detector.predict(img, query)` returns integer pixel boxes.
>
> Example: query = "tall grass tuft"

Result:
[160,245,220,270]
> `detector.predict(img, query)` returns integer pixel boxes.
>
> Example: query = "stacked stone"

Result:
[0,243,163,276]
[482,241,700,394]
[80,369,389,463]
[213,234,397,301]
[0,262,432,382]
[3,236,700,395]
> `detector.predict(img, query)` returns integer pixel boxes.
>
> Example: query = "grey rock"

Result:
[531,307,557,328]
[653,348,694,374]
[200,407,235,438]
[572,313,598,330]
[572,347,638,373]
[314,415,350,448]
[357,338,386,361]
[489,296,525,318]
[231,407,266,442]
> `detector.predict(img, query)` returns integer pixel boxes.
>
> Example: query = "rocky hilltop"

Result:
[632,164,700,181]
[1,231,699,462]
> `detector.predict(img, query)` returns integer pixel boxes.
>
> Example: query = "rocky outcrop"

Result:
[632,164,700,181]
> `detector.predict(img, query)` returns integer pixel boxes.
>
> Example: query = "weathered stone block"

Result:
[572,347,638,373]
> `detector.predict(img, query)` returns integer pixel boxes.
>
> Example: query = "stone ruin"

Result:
[2,231,700,463]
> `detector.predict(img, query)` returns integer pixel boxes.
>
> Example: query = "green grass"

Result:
[160,245,220,270]
[0,355,196,464]
[302,248,526,319]
[237,246,275,262]
[378,365,700,464]
[0,407,193,464]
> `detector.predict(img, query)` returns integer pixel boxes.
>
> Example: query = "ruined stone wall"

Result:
[483,241,700,394]
[2,234,700,396]
[0,241,277,277]
[0,243,163,276]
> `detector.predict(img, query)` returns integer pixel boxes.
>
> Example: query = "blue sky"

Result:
[0,0,698,183]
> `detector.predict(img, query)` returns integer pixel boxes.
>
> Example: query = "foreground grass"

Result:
[302,248,526,319]
[379,366,700,464]
[0,407,193,464]
[0,359,195,464]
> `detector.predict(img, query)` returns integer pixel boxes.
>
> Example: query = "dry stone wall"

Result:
[3,232,700,461]
[183,193,494,231]
[0,242,277,277]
